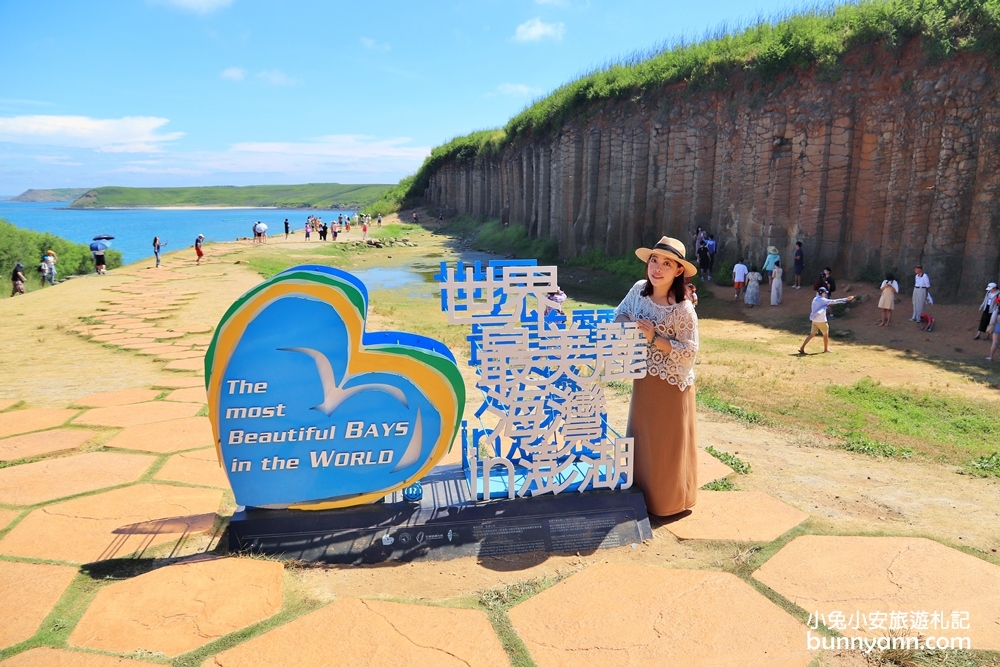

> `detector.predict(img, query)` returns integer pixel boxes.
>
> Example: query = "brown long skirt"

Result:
[626,374,698,516]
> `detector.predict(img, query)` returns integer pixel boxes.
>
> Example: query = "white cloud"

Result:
[360,37,391,52]
[0,115,184,153]
[488,83,543,98]
[158,0,232,14]
[195,135,428,174]
[220,67,245,81]
[256,69,300,86]
[513,17,565,42]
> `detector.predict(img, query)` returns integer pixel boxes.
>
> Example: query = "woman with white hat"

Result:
[762,245,781,284]
[877,272,900,326]
[613,236,699,517]
[975,282,999,340]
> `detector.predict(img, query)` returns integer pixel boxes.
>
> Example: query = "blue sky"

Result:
[0,0,801,194]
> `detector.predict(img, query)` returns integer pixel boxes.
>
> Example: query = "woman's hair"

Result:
[750,265,758,272]
[885,272,895,281]
[640,260,687,303]
[774,260,780,266]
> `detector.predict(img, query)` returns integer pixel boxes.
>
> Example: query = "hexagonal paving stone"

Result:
[204,598,507,667]
[164,358,204,372]
[0,561,78,649]
[70,557,283,656]
[73,389,161,408]
[107,415,213,453]
[157,349,205,361]
[0,483,223,563]
[73,401,202,428]
[164,387,207,403]
[0,452,154,505]
[0,648,159,667]
[0,408,78,438]
[150,330,187,340]
[136,344,179,355]
[0,508,20,531]
[509,563,810,666]
[663,491,809,542]
[753,535,1000,649]
[154,376,206,389]
[156,448,228,488]
[0,428,96,462]
[697,448,734,483]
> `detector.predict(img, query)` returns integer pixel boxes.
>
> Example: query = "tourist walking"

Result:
[152,237,165,268]
[744,265,762,307]
[613,236,699,517]
[877,273,899,326]
[304,221,311,241]
[974,282,998,339]
[377,214,382,228]
[284,219,290,239]
[362,220,369,241]
[988,295,1000,360]
[770,261,783,305]
[763,246,780,284]
[798,287,856,354]
[793,241,804,289]
[696,241,711,281]
[43,250,57,285]
[10,262,25,296]
[911,265,931,321]
[92,247,106,275]
[194,234,204,265]
[732,259,749,300]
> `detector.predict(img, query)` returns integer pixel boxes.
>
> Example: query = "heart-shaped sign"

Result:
[205,265,464,510]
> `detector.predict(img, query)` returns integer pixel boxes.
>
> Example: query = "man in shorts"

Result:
[798,286,855,354]
[732,259,749,300]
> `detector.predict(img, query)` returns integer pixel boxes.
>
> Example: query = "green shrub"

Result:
[836,431,914,458]
[0,218,123,297]
[445,217,558,264]
[567,249,646,282]
[966,452,1000,477]
[713,259,735,287]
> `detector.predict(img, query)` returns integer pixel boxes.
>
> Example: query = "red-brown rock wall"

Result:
[424,42,1000,298]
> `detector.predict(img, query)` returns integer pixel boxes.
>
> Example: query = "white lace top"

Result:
[613,280,699,390]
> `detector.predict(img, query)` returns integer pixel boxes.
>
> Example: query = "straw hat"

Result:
[635,236,698,278]
[767,245,779,255]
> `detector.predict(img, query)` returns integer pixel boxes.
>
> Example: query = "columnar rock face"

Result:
[425,43,1000,298]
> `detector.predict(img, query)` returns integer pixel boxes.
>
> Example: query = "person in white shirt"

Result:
[797,286,855,354]
[910,265,931,321]
[732,259,749,301]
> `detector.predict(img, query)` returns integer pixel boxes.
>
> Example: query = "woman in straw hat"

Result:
[762,245,781,284]
[613,236,699,516]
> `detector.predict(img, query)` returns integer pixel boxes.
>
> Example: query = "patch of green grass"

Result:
[370,222,419,239]
[605,379,632,395]
[567,249,645,282]
[965,452,1000,477]
[826,378,1000,461]
[835,431,914,458]
[478,576,564,667]
[704,445,751,474]
[701,477,735,491]
[445,217,558,264]
[698,389,771,426]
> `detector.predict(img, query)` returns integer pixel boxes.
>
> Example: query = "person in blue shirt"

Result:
[797,287,855,354]
[762,245,781,284]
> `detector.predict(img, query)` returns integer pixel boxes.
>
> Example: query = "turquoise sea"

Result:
[0,201,357,264]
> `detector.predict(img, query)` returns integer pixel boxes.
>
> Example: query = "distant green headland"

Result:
[64,183,392,209]
[9,188,91,203]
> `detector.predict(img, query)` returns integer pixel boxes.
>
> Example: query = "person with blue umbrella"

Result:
[91,235,113,275]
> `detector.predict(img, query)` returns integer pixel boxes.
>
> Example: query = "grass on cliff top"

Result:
[71,183,391,209]
[373,0,1000,211]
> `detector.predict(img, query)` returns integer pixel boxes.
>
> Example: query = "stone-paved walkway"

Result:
[1,250,998,666]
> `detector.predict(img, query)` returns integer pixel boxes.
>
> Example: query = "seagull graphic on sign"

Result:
[279,346,423,473]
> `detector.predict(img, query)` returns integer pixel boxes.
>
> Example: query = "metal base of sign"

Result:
[227,465,652,564]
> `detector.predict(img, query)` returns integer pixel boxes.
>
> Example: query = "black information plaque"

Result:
[228,465,652,563]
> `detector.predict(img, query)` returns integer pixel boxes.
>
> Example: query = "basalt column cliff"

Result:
[424,45,1000,299]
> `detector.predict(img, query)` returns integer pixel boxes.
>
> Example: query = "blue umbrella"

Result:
[90,240,111,252]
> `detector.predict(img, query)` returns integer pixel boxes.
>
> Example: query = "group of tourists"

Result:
[730,243,802,308]
[301,213,381,242]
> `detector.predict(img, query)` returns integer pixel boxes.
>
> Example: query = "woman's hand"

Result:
[635,319,656,340]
